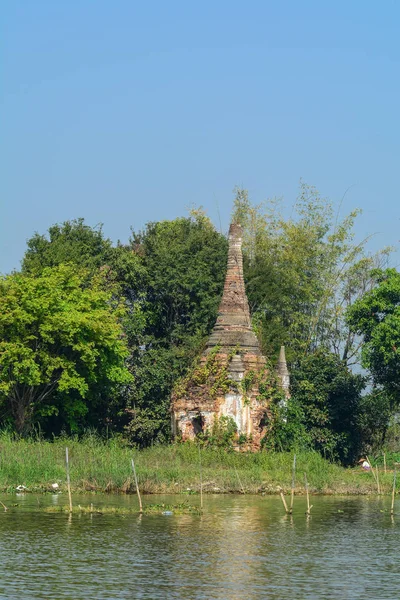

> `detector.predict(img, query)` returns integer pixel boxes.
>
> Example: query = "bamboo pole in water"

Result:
[0,500,8,512]
[376,465,381,495]
[279,491,289,514]
[304,473,313,515]
[384,453,387,475]
[198,446,203,511]
[289,454,296,514]
[366,455,379,494]
[391,468,397,516]
[131,458,143,514]
[234,464,245,494]
[366,455,377,481]
[65,447,73,513]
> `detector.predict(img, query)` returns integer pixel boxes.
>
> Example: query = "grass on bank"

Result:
[0,431,398,495]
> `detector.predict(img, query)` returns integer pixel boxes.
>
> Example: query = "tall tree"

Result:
[347,268,400,408]
[232,182,391,366]
[289,349,366,463]
[0,265,133,434]
[125,214,228,446]
[22,218,113,274]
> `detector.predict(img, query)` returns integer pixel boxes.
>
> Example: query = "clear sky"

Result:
[2,0,399,274]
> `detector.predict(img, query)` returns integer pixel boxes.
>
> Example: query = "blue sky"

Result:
[2,0,399,273]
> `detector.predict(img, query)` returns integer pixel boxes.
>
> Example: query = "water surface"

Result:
[0,493,398,599]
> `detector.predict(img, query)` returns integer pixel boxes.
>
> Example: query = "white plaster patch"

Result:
[221,393,244,432]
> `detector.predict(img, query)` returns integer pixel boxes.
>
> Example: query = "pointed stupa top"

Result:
[277,345,290,398]
[277,346,289,375]
[206,223,261,355]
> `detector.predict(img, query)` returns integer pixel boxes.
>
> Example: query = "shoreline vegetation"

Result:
[2,200,400,480]
[0,433,398,497]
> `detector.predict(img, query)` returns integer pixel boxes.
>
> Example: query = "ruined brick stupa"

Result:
[171,223,289,449]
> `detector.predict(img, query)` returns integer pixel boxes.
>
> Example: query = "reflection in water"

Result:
[0,494,398,599]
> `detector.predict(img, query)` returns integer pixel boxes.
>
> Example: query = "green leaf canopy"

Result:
[0,265,132,433]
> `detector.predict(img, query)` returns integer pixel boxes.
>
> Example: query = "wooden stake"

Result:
[65,447,73,513]
[384,453,387,475]
[391,468,397,516]
[376,464,381,495]
[131,458,143,514]
[290,454,296,514]
[234,464,245,494]
[366,455,379,492]
[198,446,203,511]
[304,473,313,515]
[280,491,289,514]
[0,500,8,512]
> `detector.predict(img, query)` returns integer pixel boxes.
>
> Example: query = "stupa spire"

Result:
[277,345,290,399]
[206,223,260,354]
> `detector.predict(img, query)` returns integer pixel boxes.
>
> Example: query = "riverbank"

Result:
[0,433,397,496]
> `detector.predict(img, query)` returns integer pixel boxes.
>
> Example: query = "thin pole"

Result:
[65,447,73,513]
[384,453,387,475]
[0,500,8,512]
[131,458,143,514]
[366,455,377,481]
[290,454,296,514]
[366,455,379,493]
[376,465,381,495]
[304,473,313,515]
[234,464,245,494]
[198,446,203,511]
[391,468,397,516]
[280,491,289,514]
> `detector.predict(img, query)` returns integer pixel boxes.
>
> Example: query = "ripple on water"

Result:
[0,494,399,600]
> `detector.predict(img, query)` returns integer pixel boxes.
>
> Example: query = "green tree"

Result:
[232,183,391,366]
[133,215,228,344]
[289,349,366,463]
[17,214,227,444]
[124,214,228,446]
[20,218,147,433]
[0,265,133,434]
[22,218,113,274]
[232,184,396,459]
[347,268,400,407]
[356,389,392,453]
[21,217,147,310]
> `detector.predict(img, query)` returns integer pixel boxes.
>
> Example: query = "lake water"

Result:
[0,493,398,599]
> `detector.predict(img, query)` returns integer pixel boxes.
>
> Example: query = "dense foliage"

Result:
[232,184,396,459]
[285,350,366,463]
[0,185,398,463]
[3,213,228,443]
[124,217,228,446]
[0,265,132,434]
[347,268,400,408]
[22,218,114,274]
[232,183,390,365]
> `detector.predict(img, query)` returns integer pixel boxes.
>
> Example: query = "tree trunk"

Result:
[10,381,58,435]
